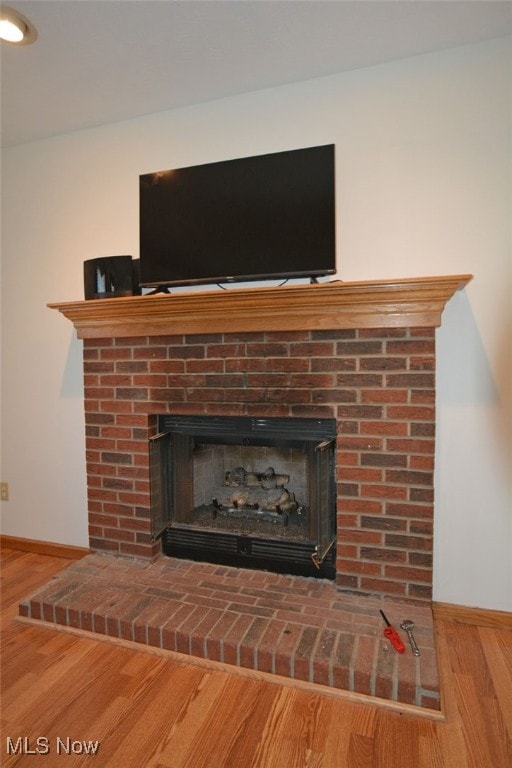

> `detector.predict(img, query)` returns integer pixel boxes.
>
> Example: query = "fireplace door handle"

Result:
[315,438,336,452]
[311,537,336,569]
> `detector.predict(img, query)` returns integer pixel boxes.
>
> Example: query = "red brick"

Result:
[223,331,264,342]
[119,541,159,558]
[289,341,335,356]
[267,389,310,404]
[385,502,432,519]
[360,357,406,371]
[313,389,357,403]
[118,596,155,641]
[360,421,409,436]
[116,413,151,427]
[387,374,435,391]
[374,643,396,699]
[361,451,408,467]
[337,374,383,388]
[293,627,320,682]
[246,342,289,357]
[116,361,148,373]
[336,457,359,475]
[89,538,120,556]
[85,386,115,400]
[385,565,432,583]
[274,624,303,678]
[190,608,225,657]
[88,438,116,452]
[360,547,408,564]
[361,389,408,403]
[338,559,382,577]
[222,613,254,665]
[133,346,168,360]
[265,330,308,343]
[408,583,433,600]
[89,512,119,527]
[396,650,418,704]
[410,356,435,371]
[312,628,337,686]
[208,344,248,359]
[132,598,168,645]
[254,620,285,673]
[409,552,433,568]
[332,632,355,689]
[84,361,115,374]
[386,470,433,487]
[386,438,434,454]
[340,467,382,483]
[312,357,354,372]
[145,600,185,647]
[291,405,334,418]
[408,453,434,470]
[352,634,377,695]
[161,604,199,651]
[101,400,134,413]
[150,359,185,373]
[204,611,239,661]
[100,347,132,361]
[360,484,407,500]
[336,341,383,355]
[360,577,406,596]
[239,617,270,669]
[88,488,118,503]
[341,500,383,514]
[85,413,115,426]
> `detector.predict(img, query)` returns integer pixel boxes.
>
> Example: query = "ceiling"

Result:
[1,0,511,147]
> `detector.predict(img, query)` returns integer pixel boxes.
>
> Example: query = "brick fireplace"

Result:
[18,276,471,711]
[50,276,472,604]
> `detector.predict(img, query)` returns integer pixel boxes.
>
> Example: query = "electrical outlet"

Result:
[0,482,9,501]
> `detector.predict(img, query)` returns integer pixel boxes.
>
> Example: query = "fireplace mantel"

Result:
[48,274,472,339]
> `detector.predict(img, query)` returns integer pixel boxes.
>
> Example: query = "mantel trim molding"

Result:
[48,274,472,339]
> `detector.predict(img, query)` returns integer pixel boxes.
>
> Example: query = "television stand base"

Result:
[146,286,172,295]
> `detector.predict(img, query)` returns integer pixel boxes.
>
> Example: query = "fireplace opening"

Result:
[150,416,337,579]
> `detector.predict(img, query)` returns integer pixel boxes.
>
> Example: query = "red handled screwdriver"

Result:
[379,610,406,653]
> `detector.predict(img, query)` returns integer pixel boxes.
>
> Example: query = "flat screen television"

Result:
[139,144,336,289]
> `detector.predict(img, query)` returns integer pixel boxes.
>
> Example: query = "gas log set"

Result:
[212,465,299,526]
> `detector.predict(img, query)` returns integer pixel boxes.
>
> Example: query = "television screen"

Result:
[139,144,336,289]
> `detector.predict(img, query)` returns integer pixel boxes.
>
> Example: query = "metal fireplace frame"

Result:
[150,415,337,579]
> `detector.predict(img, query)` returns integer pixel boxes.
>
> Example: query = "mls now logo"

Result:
[6,737,50,755]
[57,737,100,754]
[6,736,100,755]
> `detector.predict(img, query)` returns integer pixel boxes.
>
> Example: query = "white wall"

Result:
[1,37,510,610]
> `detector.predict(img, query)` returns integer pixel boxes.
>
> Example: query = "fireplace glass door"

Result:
[150,416,336,578]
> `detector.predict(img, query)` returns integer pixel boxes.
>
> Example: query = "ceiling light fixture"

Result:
[0,5,37,44]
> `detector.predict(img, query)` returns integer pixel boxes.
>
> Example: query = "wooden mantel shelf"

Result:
[48,274,472,339]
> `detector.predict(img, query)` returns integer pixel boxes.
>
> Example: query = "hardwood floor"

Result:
[1,547,511,767]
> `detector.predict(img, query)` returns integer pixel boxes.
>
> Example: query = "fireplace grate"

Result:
[162,525,336,579]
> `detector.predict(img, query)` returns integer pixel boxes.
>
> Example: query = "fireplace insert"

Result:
[150,415,337,578]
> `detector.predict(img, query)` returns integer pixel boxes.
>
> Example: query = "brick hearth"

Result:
[19,553,440,712]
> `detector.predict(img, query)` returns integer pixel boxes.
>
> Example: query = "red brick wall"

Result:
[83,327,435,602]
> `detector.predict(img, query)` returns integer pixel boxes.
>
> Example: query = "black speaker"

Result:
[131,259,142,295]
[83,255,135,300]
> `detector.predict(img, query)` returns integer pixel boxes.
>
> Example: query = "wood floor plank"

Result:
[478,626,512,737]
[1,547,511,768]
[152,677,275,768]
